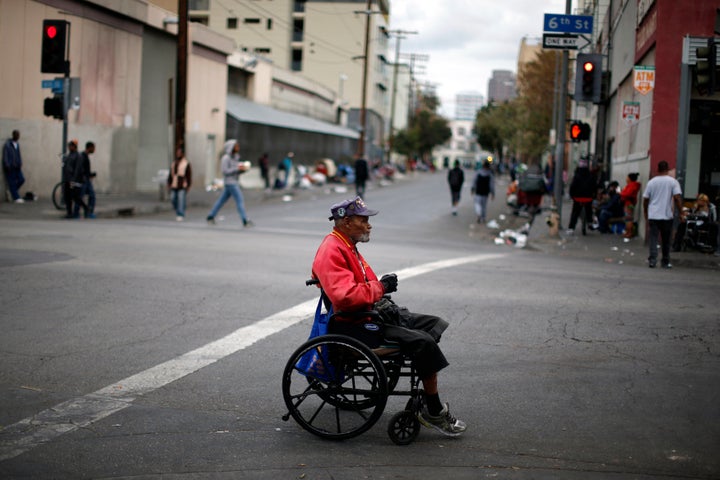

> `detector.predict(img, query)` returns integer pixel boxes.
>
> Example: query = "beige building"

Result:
[0,0,233,196]
[185,0,391,162]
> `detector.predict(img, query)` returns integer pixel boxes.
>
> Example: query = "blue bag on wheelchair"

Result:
[295,294,339,381]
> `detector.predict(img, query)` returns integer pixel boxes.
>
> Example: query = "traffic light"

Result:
[44,95,64,120]
[574,53,602,103]
[569,121,590,142]
[695,38,716,95]
[41,20,68,74]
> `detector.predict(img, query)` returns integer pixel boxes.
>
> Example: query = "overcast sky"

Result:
[389,0,568,118]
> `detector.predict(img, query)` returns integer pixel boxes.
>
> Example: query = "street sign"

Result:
[622,101,640,126]
[544,13,593,34]
[633,65,655,95]
[41,78,63,92]
[543,33,580,50]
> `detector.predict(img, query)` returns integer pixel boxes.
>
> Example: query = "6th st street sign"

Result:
[544,13,593,34]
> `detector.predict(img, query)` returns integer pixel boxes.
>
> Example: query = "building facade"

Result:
[487,69,517,105]
[455,91,484,121]
[581,0,720,231]
[187,0,391,163]
[0,0,233,197]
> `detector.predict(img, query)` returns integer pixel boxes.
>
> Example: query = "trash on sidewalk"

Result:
[495,229,528,248]
[487,219,500,229]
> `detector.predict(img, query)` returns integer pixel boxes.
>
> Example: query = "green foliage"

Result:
[474,50,561,163]
[391,91,451,160]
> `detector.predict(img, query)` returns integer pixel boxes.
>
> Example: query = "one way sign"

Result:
[542,33,589,50]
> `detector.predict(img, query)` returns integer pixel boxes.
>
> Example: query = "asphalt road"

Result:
[1,173,718,479]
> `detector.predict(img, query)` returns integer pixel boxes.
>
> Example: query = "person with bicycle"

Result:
[61,140,87,218]
[310,197,466,437]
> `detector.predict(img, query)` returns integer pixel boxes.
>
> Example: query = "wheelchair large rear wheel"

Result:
[282,334,388,441]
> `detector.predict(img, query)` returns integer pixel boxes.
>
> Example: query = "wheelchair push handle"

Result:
[305,278,319,286]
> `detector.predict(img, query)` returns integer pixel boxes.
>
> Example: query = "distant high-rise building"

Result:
[487,70,516,104]
[455,91,484,120]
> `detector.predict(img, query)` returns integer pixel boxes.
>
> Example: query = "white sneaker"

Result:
[14,198,25,204]
[176,216,184,222]
[417,402,467,437]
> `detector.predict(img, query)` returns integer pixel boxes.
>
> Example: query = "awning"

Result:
[226,94,359,139]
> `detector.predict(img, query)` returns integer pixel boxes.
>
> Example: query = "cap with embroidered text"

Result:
[328,196,379,221]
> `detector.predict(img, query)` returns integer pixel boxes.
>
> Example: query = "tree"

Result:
[474,50,561,165]
[391,91,451,162]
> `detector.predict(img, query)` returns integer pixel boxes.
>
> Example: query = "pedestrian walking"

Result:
[61,140,82,218]
[73,141,97,218]
[642,161,683,269]
[471,160,494,224]
[259,152,270,190]
[566,159,596,235]
[2,130,25,203]
[447,160,464,216]
[167,146,192,221]
[354,155,369,199]
[206,140,253,227]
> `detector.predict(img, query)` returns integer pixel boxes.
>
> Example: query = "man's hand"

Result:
[380,273,398,293]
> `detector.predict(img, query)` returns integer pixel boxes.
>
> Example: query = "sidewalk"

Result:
[520,197,720,271]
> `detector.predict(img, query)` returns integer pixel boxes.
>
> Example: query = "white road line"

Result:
[0,253,505,461]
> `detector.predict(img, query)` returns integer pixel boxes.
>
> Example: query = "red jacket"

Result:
[311,228,385,313]
[620,180,641,206]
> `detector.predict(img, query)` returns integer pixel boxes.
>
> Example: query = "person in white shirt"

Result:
[642,161,684,268]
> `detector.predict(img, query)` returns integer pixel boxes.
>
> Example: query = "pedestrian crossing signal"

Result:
[569,121,590,142]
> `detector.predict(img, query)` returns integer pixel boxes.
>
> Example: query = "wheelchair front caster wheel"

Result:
[388,410,420,445]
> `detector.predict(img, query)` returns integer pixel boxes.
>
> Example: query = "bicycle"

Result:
[52,181,65,210]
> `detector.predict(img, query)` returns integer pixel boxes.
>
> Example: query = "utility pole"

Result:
[356,0,373,159]
[387,29,417,163]
[175,0,188,153]
[552,0,572,222]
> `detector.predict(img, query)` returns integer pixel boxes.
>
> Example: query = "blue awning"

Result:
[226,94,359,139]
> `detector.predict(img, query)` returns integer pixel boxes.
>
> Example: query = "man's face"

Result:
[343,215,372,243]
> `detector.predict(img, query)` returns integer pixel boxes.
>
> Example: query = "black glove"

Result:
[380,273,398,293]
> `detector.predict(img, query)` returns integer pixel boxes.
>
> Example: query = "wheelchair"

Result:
[281,281,425,445]
[677,214,716,253]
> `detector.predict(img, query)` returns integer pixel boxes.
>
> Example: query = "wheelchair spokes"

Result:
[282,335,388,440]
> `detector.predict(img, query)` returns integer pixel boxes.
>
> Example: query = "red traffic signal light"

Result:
[569,121,590,142]
[575,53,602,103]
[41,19,68,74]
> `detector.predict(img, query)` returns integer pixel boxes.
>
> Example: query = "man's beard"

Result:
[357,232,370,243]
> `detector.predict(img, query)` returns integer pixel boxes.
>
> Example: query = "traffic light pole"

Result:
[552,0,572,224]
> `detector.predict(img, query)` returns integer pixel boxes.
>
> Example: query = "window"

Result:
[227,17,238,29]
[244,18,261,24]
[292,49,303,71]
[293,19,304,42]
[294,1,306,13]
[189,0,209,10]
[254,47,271,54]
[189,15,208,26]
[267,18,273,30]
[457,127,466,136]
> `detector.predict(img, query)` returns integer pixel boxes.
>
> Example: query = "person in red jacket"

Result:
[311,197,466,437]
[620,173,641,239]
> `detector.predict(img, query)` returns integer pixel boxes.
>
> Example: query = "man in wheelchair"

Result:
[310,196,466,437]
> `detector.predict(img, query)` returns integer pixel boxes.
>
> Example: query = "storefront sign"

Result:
[633,66,655,95]
[622,101,640,126]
